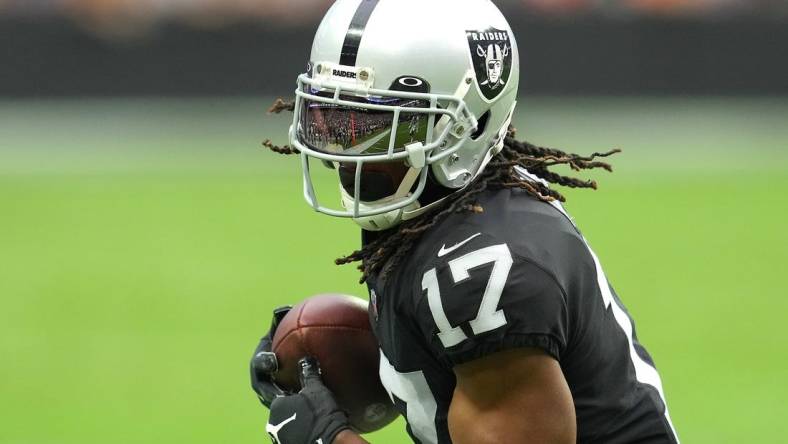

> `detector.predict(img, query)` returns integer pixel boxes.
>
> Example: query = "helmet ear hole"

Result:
[470,110,491,141]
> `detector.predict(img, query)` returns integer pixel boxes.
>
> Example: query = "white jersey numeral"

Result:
[379,352,438,444]
[422,244,513,348]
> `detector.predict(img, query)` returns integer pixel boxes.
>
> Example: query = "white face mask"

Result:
[291,71,478,221]
[339,166,423,231]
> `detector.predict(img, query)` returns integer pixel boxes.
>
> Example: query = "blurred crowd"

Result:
[0,0,334,26]
[0,0,785,38]
[521,0,783,16]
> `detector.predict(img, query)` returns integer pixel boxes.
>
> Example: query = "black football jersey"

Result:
[364,187,679,443]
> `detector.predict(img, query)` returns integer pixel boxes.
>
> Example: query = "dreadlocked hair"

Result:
[263,98,620,283]
[262,98,298,154]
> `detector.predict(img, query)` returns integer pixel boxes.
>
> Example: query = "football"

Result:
[271,293,398,433]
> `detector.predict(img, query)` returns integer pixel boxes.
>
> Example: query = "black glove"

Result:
[250,306,292,408]
[265,357,350,444]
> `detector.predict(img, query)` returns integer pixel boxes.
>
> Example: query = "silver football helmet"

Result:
[289,0,519,230]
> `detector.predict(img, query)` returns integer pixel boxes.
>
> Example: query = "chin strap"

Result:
[394,166,421,200]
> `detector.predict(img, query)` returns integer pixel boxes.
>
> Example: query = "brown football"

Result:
[271,293,398,433]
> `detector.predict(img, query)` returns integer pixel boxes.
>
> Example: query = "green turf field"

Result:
[1,97,786,443]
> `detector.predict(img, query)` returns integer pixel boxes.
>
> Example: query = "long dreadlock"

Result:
[265,99,620,283]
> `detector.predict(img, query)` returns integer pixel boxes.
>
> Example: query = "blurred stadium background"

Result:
[1,1,787,443]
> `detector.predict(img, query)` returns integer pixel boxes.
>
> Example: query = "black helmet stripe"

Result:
[339,0,380,67]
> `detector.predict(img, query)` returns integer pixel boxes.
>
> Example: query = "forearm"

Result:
[449,349,576,444]
[334,429,370,444]
[449,404,574,444]
[448,397,517,444]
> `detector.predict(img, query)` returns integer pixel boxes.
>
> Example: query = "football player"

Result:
[251,0,679,443]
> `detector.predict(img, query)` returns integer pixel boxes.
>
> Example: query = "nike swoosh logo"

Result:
[438,233,481,257]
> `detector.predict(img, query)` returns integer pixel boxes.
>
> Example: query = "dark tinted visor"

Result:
[296,93,430,156]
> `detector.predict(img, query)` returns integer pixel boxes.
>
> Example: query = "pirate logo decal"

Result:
[466,27,513,101]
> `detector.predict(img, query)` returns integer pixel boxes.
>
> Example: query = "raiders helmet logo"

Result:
[466,28,513,101]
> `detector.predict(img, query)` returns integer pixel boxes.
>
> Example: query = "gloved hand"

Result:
[265,357,350,444]
[250,307,350,444]
[250,306,292,407]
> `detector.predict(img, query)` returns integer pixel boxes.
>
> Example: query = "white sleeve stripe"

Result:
[547,198,680,442]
